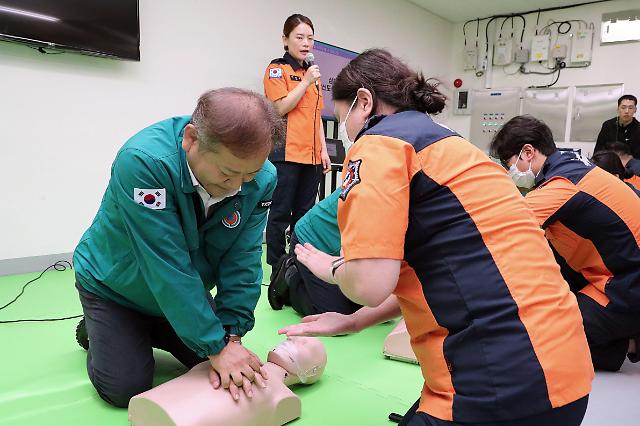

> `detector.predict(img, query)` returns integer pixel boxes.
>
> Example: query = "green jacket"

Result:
[294,188,341,256]
[73,116,276,357]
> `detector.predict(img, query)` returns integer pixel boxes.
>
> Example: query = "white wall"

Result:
[0,0,453,261]
[441,0,640,142]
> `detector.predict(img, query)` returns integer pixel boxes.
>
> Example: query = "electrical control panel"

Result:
[461,14,595,77]
[570,29,593,63]
[571,84,624,142]
[464,47,478,70]
[469,88,521,152]
[522,87,569,141]
[551,43,568,59]
[493,38,515,65]
[530,34,551,61]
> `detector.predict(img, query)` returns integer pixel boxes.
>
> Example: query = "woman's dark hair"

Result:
[489,115,557,163]
[283,14,314,51]
[332,48,446,115]
[604,141,632,156]
[590,151,634,180]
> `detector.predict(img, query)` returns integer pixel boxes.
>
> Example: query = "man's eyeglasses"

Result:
[489,155,510,170]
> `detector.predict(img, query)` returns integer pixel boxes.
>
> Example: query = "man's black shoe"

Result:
[268,254,294,310]
[76,317,89,350]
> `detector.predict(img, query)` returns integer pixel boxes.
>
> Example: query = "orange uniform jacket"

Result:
[338,112,593,423]
[525,151,640,312]
[263,52,323,164]
[625,173,640,191]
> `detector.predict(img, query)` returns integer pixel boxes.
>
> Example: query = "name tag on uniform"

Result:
[290,75,302,81]
[269,68,282,79]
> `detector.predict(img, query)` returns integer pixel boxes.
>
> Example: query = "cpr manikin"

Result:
[128,336,327,426]
[383,319,418,364]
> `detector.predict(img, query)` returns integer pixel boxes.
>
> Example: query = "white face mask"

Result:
[338,96,358,153]
[507,148,536,189]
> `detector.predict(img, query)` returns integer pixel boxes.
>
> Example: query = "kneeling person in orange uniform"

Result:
[295,49,593,426]
[491,115,640,372]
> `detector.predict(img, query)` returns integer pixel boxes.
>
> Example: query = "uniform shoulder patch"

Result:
[269,68,283,79]
[340,160,362,201]
[222,211,241,228]
[134,188,166,209]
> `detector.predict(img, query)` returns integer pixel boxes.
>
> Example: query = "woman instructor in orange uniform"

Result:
[263,14,330,278]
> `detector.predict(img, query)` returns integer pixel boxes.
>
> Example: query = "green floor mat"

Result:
[0,261,423,425]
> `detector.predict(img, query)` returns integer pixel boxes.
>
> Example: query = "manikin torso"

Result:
[128,336,326,426]
[129,362,299,426]
[383,319,418,364]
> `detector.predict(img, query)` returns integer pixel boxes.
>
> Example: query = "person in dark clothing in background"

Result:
[605,141,640,176]
[594,95,640,158]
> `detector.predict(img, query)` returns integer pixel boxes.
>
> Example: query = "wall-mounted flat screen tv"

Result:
[0,0,140,61]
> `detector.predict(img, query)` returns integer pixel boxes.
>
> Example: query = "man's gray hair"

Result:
[191,88,285,158]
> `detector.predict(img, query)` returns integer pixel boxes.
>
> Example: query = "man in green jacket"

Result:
[269,188,362,316]
[73,88,283,407]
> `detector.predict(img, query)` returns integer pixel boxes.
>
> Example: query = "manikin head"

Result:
[268,336,327,385]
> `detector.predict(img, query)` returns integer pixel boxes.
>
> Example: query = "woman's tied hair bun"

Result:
[333,48,446,115]
[402,75,446,115]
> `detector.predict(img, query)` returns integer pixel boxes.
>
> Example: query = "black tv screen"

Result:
[0,0,140,60]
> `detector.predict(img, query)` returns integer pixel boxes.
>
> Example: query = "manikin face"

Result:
[268,336,327,384]
[182,124,267,197]
[283,23,314,64]
[618,99,637,125]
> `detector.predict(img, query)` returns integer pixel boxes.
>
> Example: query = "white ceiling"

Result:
[408,0,612,22]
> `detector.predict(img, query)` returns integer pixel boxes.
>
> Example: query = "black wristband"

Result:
[223,326,241,344]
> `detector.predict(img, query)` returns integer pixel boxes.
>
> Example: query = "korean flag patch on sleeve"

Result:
[269,67,283,79]
[134,188,166,210]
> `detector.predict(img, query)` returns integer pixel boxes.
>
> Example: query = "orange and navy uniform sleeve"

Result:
[625,174,640,191]
[524,177,578,227]
[263,63,288,102]
[338,135,422,261]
